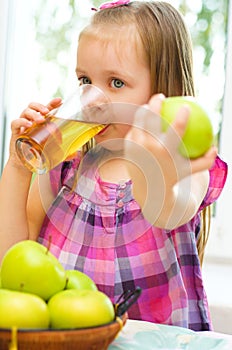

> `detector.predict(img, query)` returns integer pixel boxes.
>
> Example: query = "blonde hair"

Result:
[78,1,210,263]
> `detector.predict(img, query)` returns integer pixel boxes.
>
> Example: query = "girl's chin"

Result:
[94,137,125,152]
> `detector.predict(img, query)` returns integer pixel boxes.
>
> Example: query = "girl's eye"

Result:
[111,79,124,89]
[79,77,91,85]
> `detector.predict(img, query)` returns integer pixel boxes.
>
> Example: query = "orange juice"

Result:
[16,115,105,174]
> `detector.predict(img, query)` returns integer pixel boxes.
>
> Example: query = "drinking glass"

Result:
[15,85,109,174]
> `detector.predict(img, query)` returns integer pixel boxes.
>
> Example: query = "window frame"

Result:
[205,0,232,261]
[0,0,12,174]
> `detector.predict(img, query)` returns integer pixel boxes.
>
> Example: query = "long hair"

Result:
[78,1,210,263]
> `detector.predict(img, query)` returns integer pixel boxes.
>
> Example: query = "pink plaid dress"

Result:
[38,148,227,331]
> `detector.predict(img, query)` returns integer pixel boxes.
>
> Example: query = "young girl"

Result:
[0,1,227,331]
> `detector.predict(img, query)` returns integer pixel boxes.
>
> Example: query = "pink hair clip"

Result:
[92,0,130,11]
[100,0,130,9]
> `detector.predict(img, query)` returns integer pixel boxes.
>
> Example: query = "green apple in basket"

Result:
[1,240,66,300]
[160,96,214,159]
[48,289,115,329]
[65,269,98,291]
[0,289,50,329]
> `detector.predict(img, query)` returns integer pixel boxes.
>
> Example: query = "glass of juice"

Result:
[15,85,109,174]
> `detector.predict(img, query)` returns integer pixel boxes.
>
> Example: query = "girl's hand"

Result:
[124,94,217,227]
[9,98,62,167]
[125,93,217,185]
[148,94,217,175]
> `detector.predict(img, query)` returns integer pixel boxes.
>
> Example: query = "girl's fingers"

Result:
[148,93,165,115]
[132,105,160,137]
[27,98,62,113]
[190,146,218,174]
[46,97,62,110]
[11,118,33,134]
[164,105,190,153]
[27,102,50,114]
[169,105,190,137]
[19,98,62,124]
[19,108,46,123]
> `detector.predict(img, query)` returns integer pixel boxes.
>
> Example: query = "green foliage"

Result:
[189,0,228,73]
[33,0,229,101]
[178,0,228,128]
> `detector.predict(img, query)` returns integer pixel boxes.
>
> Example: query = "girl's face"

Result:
[76,27,152,145]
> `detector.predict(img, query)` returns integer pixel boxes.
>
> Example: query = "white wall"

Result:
[0,0,12,173]
[203,2,232,334]
[205,0,232,261]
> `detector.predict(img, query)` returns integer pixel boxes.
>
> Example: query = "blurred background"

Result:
[0,0,232,333]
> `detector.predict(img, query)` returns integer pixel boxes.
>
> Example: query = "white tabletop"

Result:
[109,319,232,349]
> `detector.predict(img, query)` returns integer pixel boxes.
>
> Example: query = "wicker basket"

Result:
[0,314,126,350]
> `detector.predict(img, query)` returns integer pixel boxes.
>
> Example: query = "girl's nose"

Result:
[80,84,109,109]
[80,84,111,124]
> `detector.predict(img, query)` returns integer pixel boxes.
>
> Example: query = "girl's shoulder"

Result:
[200,155,228,210]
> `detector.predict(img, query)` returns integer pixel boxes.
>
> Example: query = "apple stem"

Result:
[64,276,69,289]
[46,235,52,254]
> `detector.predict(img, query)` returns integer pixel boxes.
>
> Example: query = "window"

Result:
[0,1,12,173]
[0,0,231,260]
[205,0,232,261]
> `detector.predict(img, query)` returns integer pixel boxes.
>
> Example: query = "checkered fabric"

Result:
[38,149,227,331]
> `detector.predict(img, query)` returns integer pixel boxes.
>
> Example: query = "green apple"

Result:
[48,289,115,329]
[65,269,98,291]
[160,96,214,158]
[0,289,50,329]
[1,240,66,301]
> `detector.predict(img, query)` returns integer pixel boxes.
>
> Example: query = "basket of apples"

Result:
[0,241,140,350]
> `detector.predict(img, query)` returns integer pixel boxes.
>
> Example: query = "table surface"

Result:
[109,319,232,349]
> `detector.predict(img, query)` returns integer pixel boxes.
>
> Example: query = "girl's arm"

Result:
[0,159,33,261]
[125,95,217,229]
[27,172,55,241]
[159,170,210,229]
[0,98,61,262]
